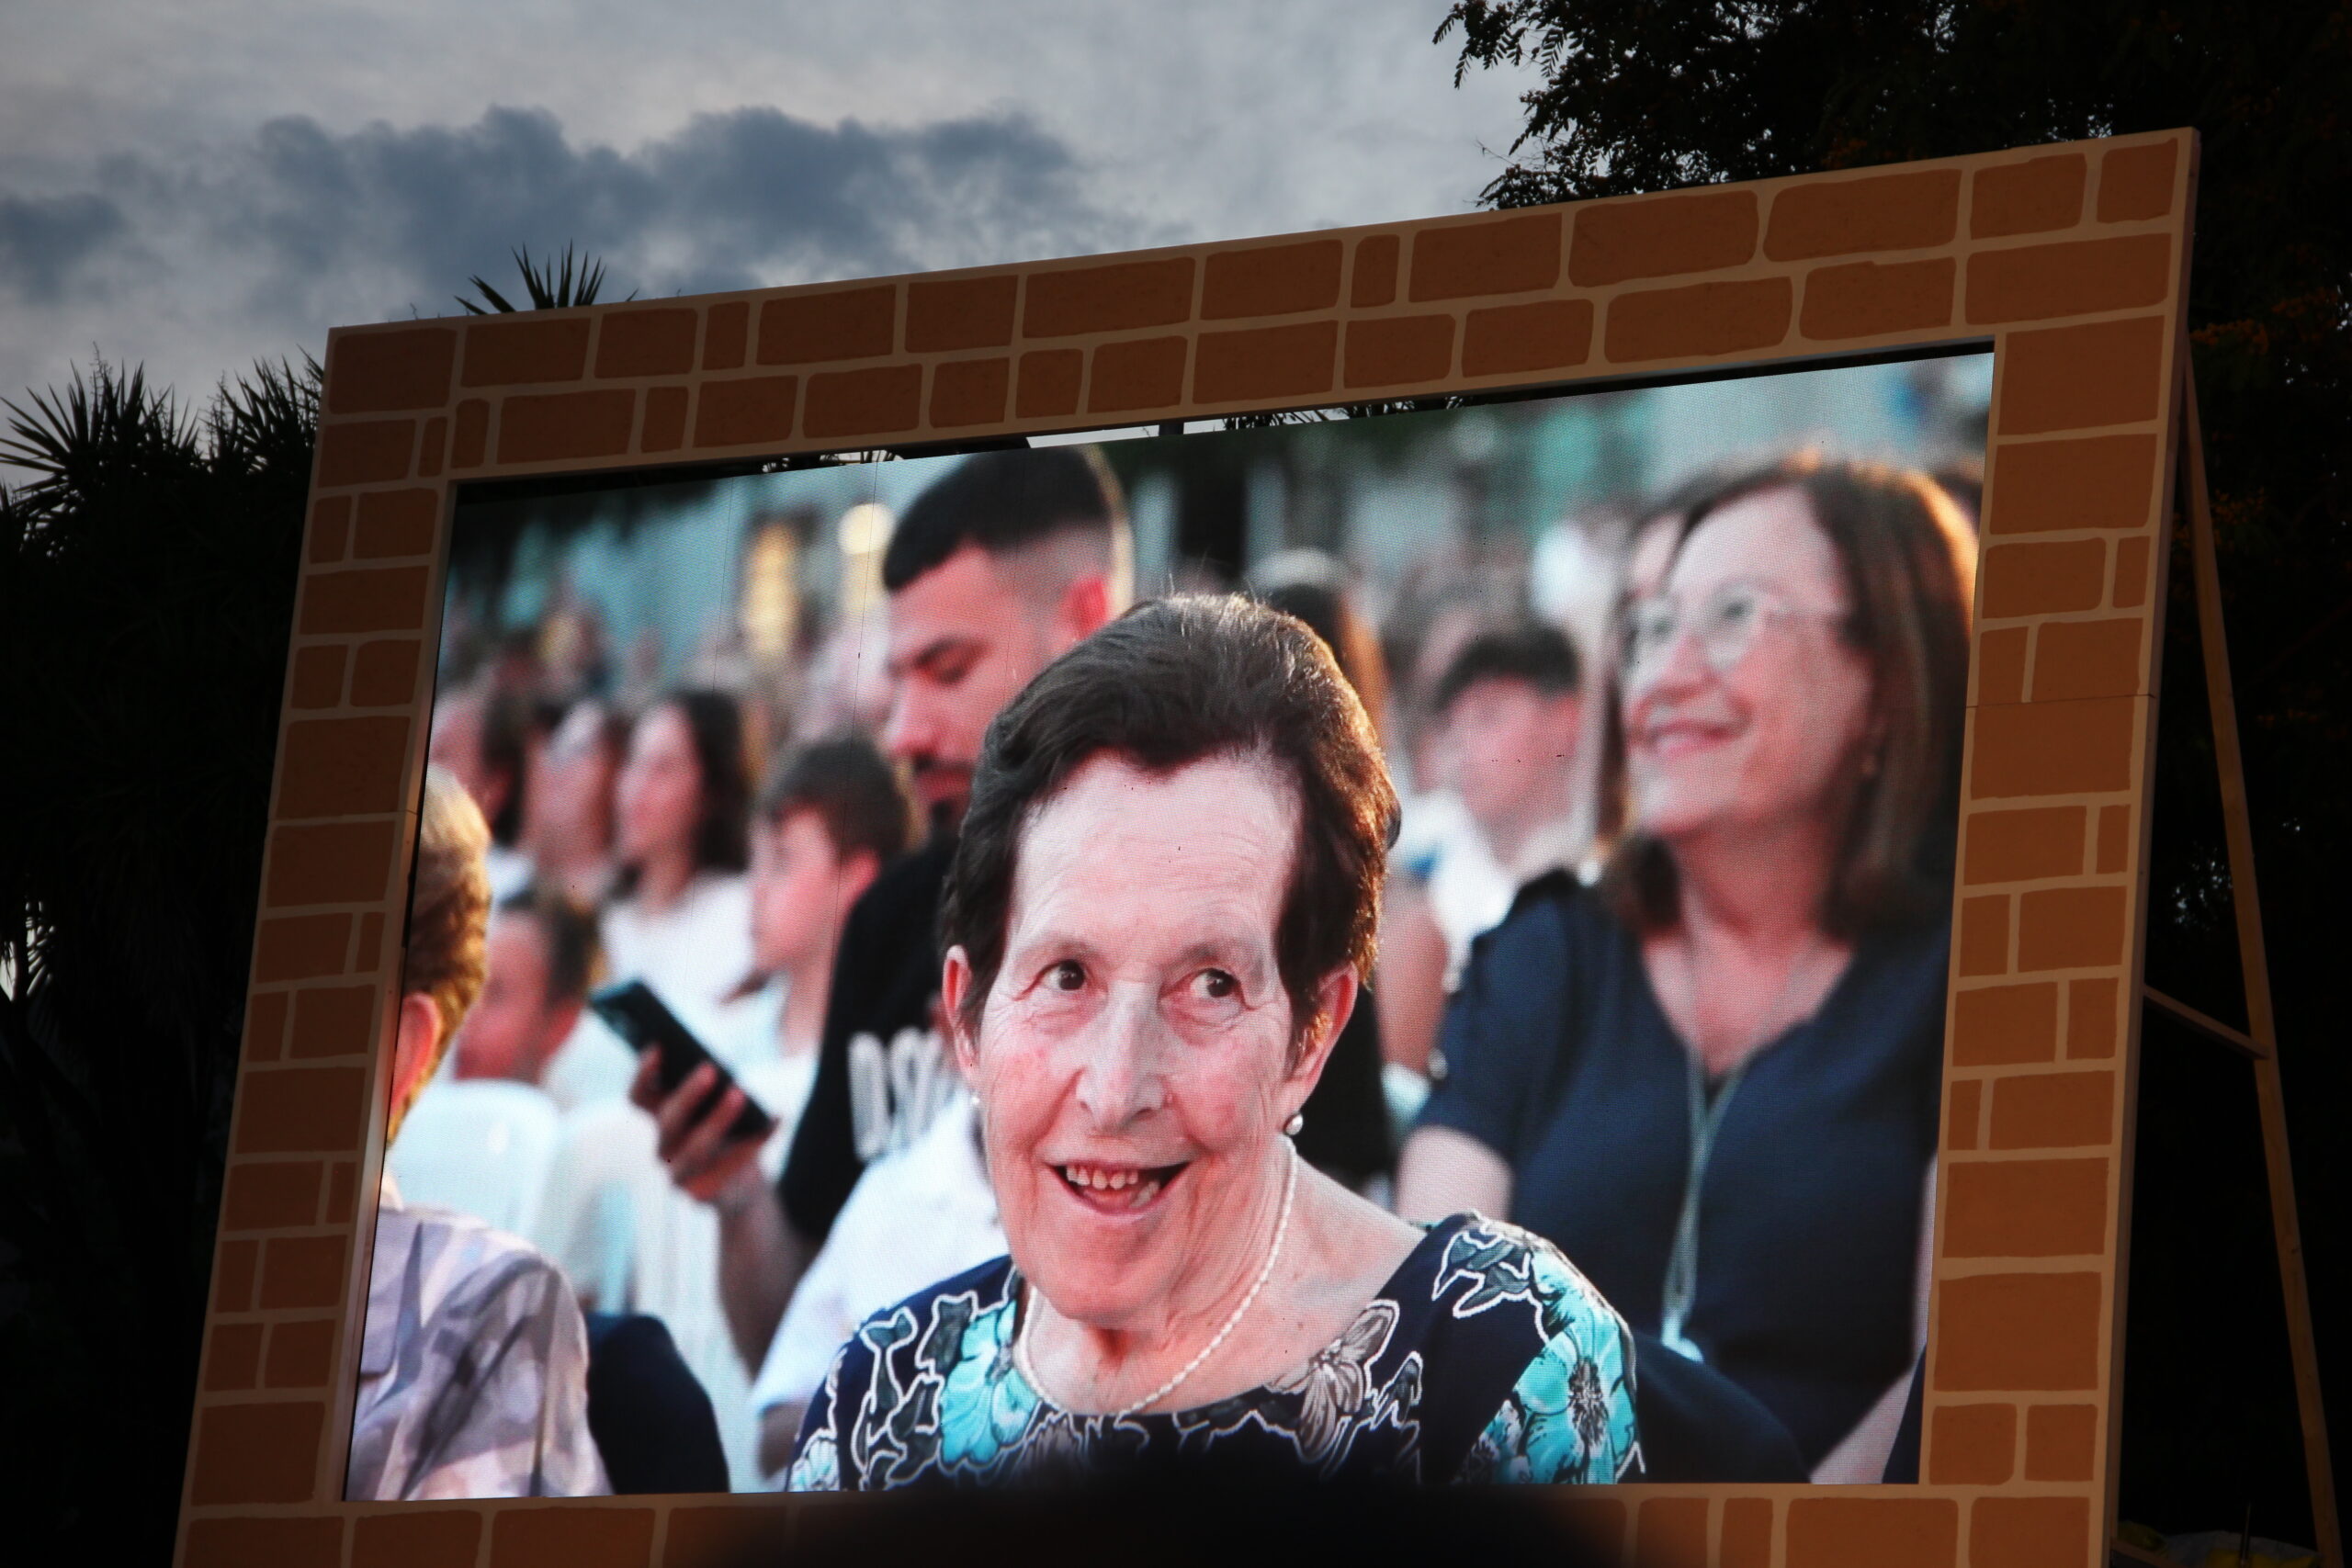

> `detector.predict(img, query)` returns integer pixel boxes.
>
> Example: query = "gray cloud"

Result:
[0,192,130,305]
[0,102,1155,409]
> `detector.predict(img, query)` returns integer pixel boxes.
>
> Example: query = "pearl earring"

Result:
[1283,1111,1304,1137]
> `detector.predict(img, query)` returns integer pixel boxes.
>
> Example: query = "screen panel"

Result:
[182,129,2192,1568]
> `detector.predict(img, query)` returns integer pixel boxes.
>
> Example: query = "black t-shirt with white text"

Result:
[777,834,962,1242]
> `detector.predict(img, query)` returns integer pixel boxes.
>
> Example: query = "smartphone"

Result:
[588,979,775,1145]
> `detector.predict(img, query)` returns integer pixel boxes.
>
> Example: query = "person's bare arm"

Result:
[1396,1124,1512,1224]
[1375,876,1451,1077]
[1810,1162,1938,1483]
[630,1053,814,1370]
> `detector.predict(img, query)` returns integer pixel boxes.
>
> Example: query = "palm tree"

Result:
[455,243,634,314]
[0,231,637,1551]
[0,354,316,1559]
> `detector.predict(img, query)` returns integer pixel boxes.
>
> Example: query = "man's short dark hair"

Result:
[881,446,1126,593]
[758,737,913,867]
[942,595,1398,1056]
[1431,621,1583,716]
[496,884,604,1004]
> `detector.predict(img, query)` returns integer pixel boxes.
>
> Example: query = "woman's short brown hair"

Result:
[395,768,492,1134]
[1603,453,1978,938]
[941,594,1398,1058]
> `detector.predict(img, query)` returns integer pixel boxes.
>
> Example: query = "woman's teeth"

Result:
[1060,1164,1167,1208]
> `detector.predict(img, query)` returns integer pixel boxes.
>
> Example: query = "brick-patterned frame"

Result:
[178,129,2197,1568]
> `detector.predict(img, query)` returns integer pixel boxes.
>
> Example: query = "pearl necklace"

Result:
[1013,1141,1299,1422]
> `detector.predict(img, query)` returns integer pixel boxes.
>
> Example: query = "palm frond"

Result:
[2,359,202,534]
[453,243,635,313]
[207,353,322,478]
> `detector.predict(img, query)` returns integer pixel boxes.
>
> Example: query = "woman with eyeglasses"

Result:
[1397,454,1977,1483]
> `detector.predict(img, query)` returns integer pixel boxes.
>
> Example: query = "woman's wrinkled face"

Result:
[1623,487,1875,841]
[947,751,1330,1333]
[615,704,703,867]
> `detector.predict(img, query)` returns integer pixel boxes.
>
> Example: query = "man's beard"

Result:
[908,756,972,834]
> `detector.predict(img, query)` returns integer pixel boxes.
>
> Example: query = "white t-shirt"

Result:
[599,871,757,1045]
[1397,792,1589,988]
[484,843,534,904]
[1397,793,1514,985]
[537,1010,638,1113]
[750,1092,1003,1469]
[387,1077,562,1241]
[527,983,820,1495]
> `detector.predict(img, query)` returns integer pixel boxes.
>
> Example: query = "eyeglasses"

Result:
[1618,582,1849,682]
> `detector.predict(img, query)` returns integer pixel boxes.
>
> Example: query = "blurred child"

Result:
[454,887,602,1087]
[392,887,603,1238]
[428,678,537,901]
[550,738,911,1491]
[1430,619,1586,899]
[1379,621,1586,1081]
[725,738,912,1113]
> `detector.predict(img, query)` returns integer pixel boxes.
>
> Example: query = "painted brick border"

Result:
[179,129,2198,1568]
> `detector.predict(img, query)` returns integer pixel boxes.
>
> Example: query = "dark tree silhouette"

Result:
[0,243,636,1550]
[456,242,634,314]
[1442,1,2349,1545]
[1,356,315,1557]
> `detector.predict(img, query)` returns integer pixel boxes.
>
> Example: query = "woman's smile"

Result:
[1635,711,1739,760]
[1051,1158,1191,1214]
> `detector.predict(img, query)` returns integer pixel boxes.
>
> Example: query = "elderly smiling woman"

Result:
[786,596,1638,1491]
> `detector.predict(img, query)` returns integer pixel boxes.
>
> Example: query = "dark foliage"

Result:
[1442,0,2349,1542]
[0,355,314,1556]
[457,242,634,314]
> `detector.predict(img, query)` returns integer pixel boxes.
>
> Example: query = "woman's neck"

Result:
[1025,1145,1297,1408]
[1648,813,1853,1076]
[632,846,696,914]
[1483,784,1572,874]
[1668,812,1837,951]
[1021,1156,1420,1416]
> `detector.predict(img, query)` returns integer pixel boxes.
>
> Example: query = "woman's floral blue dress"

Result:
[787,1214,1640,1489]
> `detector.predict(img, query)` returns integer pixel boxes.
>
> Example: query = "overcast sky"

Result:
[0,2,1538,430]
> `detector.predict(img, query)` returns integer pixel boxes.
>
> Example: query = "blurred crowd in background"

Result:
[357,355,1990,1498]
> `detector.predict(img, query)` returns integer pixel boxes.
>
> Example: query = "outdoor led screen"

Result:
[184,129,2192,1568]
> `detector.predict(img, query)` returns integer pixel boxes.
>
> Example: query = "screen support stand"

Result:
[2132,368,2340,1568]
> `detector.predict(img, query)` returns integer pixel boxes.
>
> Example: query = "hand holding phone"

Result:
[592,980,775,1145]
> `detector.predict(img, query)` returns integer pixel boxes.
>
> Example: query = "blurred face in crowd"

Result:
[750,809,873,976]
[1621,486,1874,843]
[616,703,704,869]
[1444,677,1582,843]
[1626,510,1686,603]
[429,688,509,829]
[453,911,575,1084]
[1407,603,1485,796]
[529,702,618,872]
[881,546,1066,823]
[945,752,1342,1334]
